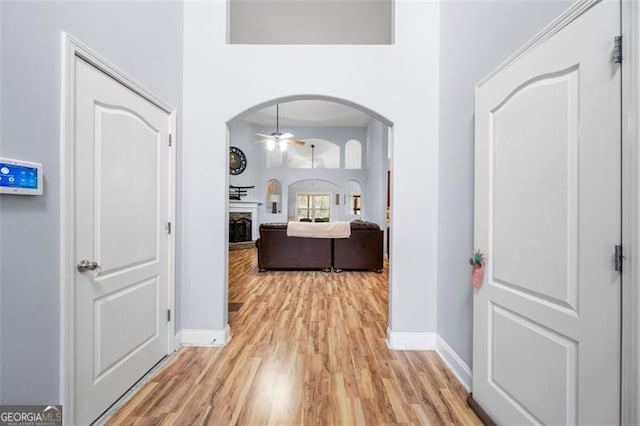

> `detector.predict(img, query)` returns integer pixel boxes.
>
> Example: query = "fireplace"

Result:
[229,200,261,240]
[229,212,252,243]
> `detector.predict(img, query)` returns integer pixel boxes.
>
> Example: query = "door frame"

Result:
[60,33,177,426]
[621,1,639,423]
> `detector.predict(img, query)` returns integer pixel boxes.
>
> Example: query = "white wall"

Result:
[182,0,440,336]
[437,0,574,369]
[0,0,183,405]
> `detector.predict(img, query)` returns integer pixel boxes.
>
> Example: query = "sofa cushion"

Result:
[259,223,288,230]
[350,220,380,231]
[260,221,380,231]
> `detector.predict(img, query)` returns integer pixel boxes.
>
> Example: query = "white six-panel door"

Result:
[73,57,171,424]
[473,1,621,424]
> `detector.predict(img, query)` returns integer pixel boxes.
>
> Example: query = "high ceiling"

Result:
[242,100,373,128]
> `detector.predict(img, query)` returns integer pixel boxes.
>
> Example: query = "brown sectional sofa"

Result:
[256,223,333,271]
[333,220,383,272]
[256,221,383,272]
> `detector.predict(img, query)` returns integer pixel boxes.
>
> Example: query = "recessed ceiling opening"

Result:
[228,0,393,45]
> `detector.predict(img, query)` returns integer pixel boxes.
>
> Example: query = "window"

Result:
[296,193,331,221]
[345,140,362,169]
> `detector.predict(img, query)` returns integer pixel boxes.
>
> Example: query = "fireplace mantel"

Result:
[229,200,262,241]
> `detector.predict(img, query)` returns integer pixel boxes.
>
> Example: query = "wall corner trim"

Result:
[173,331,182,351]
[385,328,436,350]
[179,326,231,347]
[435,335,472,392]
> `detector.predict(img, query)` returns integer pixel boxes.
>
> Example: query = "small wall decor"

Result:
[265,179,282,213]
[229,185,254,200]
[344,180,362,216]
[270,194,280,213]
[229,146,247,175]
[469,249,486,288]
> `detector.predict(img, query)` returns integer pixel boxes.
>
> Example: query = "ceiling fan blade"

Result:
[288,139,306,146]
[255,133,274,139]
[279,132,294,139]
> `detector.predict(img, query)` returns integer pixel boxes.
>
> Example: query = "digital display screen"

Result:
[0,162,38,189]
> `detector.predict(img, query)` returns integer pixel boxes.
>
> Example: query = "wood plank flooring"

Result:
[107,248,482,425]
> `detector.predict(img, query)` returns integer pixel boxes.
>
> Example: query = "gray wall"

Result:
[365,120,389,251]
[0,1,183,404]
[437,0,574,368]
[229,0,392,44]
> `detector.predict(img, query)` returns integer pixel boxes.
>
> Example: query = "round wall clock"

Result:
[229,146,247,175]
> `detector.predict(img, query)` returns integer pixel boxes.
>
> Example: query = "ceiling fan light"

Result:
[266,139,275,151]
[278,140,288,152]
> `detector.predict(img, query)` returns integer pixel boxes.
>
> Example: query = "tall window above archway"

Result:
[228,0,393,45]
[345,140,362,169]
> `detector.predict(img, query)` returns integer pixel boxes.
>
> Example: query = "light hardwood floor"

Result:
[107,248,482,425]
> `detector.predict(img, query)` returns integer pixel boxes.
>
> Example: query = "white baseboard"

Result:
[386,328,436,350]
[435,336,472,392]
[385,329,471,391]
[179,326,231,347]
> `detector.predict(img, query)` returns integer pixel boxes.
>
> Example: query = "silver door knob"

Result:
[77,259,100,273]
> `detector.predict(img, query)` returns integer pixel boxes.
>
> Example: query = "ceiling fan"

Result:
[252,104,305,151]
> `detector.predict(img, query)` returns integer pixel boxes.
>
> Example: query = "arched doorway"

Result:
[226,95,393,336]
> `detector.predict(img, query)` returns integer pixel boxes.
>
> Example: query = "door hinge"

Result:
[615,244,624,273]
[167,309,171,322]
[614,36,622,64]
[166,221,172,235]
[168,134,172,147]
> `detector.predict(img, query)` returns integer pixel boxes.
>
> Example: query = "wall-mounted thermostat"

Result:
[0,157,43,195]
